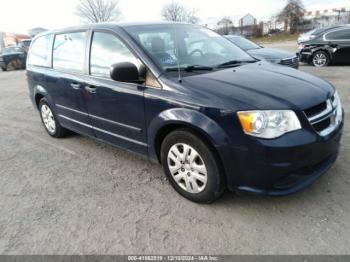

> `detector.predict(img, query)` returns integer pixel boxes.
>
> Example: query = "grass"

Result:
[251,33,299,44]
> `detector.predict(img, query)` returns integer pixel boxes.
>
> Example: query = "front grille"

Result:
[304,95,341,136]
[304,101,327,118]
[313,118,331,132]
[280,56,299,68]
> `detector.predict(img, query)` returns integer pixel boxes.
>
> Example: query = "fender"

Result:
[310,45,334,60]
[32,84,54,109]
[147,107,231,162]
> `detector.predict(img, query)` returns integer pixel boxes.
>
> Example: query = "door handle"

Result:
[85,85,96,94]
[70,83,81,90]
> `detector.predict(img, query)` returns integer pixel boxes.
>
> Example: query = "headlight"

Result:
[267,59,281,64]
[298,44,305,50]
[237,110,301,139]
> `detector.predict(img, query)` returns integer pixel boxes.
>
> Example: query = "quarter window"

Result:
[90,32,140,78]
[53,32,86,73]
[28,34,53,67]
[326,29,350,41]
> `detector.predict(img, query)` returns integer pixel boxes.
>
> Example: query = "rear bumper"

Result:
[220,120,343,196]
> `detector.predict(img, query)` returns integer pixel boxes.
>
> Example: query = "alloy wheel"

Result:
[313,53,328,67]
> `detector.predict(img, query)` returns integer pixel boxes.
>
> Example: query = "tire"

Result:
[1,66,7,71]
[39,98,69,138]
[312,51,330,67]
[161,129,225,203]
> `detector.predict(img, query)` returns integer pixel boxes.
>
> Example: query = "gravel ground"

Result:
[0,42,349,255]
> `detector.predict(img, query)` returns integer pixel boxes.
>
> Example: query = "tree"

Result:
[75,0,121,23]
[277,0,305,33]
[161,1,199,24]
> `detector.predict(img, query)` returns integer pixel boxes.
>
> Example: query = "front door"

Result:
[84,31,147,155]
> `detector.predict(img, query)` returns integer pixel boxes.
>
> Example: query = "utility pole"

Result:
[334,9,345,22]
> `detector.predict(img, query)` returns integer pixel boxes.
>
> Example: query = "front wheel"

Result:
[161,129,225,203]
[312,51,330,67]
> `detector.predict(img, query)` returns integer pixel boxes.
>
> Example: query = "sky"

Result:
[1,0,349,34]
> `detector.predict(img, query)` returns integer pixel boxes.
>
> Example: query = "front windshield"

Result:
[125,24,255,71]
[227,36,260,51]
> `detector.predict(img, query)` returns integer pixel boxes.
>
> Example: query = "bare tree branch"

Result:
[75,0,121,23]
[277,0,305,33]
[161,1,199,24]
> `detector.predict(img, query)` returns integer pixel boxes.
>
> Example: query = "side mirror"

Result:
[110,62,140,83]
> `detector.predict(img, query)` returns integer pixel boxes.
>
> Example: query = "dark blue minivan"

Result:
[26,22,344,203]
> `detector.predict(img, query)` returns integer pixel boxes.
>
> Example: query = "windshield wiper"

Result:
[166,65,213,72]
[217,60,256,68]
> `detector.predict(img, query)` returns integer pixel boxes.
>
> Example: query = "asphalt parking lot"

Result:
[0,41,349,255]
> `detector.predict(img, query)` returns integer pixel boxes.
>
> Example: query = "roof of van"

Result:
[35,21,194,37]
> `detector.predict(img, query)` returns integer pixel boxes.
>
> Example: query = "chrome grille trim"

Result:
[308,100,333,123]
[279,56,299,67]
[304,96,342,137]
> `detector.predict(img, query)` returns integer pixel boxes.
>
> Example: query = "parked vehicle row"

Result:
[298,25,350,67]
[0,46,27,71]
[26,23,343,203]
[225,35,299,69]
[0,36,31,71]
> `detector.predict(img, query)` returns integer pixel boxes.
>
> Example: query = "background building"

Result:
[239,14,257,27]
[302,6,350,29]
[0,32,30,53]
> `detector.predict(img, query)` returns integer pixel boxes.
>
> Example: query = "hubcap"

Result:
[167,143,207,194]
[313,53,327,67]
[41,104,56,133]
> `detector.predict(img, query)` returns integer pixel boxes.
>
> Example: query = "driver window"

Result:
[90,32,141,79]
[137,32,177,67]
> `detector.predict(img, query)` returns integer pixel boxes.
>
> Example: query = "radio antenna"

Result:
[173,23,182,83]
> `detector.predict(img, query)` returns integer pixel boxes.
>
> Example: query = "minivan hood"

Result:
[182,62,334,111]
[247,47,295,60]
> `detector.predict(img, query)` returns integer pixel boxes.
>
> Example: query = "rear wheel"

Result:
[39,98,69,138]
[161,129,225,203]
[312,51,330,67]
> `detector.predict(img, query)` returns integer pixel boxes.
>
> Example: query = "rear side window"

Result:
[90,32,140,78]
[28,34,53,67]
[326,29,350,41]
[53,32,86,73]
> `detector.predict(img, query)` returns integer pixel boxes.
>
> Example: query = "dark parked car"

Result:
[18,39,32,52]
[298,26,350,67]
[0,46,27,71]
[225,35,299,69]
[26,23,343,203]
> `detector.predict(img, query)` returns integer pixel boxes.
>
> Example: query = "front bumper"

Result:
[297,51,312,63]
[221,121,343,196]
